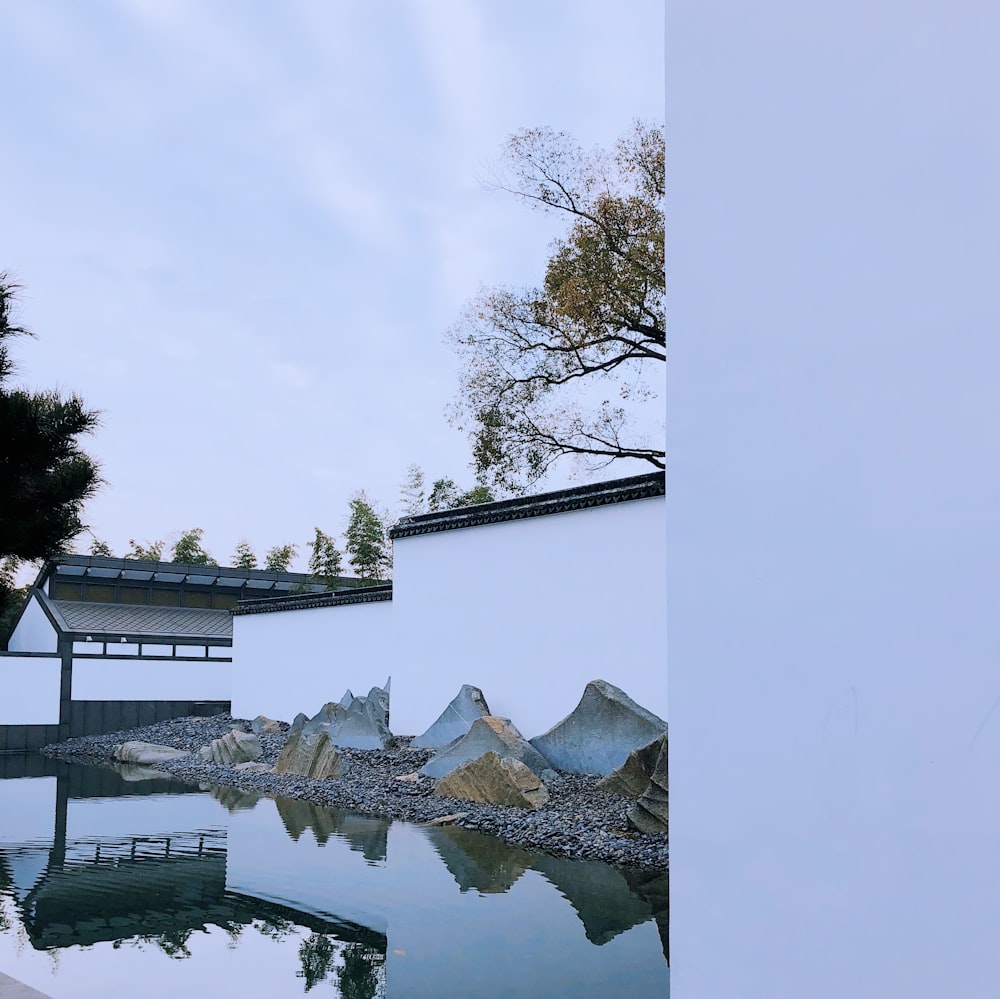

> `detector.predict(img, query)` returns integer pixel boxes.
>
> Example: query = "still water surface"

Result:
[0,755,668,998]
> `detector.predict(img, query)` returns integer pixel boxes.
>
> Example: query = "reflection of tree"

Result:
[153,928,194,959]
[254,913,297,942]
[297,932,336,992]
[337,944,386,999]
[0,856,11,934]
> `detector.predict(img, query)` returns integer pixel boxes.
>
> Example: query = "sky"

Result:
[0,0,665,573]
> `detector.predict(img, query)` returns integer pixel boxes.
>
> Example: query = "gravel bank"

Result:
[41,714,668,872]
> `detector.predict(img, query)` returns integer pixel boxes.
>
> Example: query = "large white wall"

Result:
[231,599,395,723]
[72,658,231,702]
[231,494,665,738]
[391,496,666,738]
[668,4,1000,995]
[0,656,61,724]
[7,594,57,653]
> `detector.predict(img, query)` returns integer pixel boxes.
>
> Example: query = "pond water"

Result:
[0,755,668,998]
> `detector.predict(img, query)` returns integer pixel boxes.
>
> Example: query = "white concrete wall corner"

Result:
[0,656,61,724]
[7,594,58,653]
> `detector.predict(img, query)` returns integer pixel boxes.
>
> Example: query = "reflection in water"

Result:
[275,796,388,862]
[0,754,666,997]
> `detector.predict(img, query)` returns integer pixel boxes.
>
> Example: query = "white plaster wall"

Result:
[7,594,57,653]
[390,495,666,737]
[230,497,665,737]
[231,600,394,723]
[71,658,231,701]
[0,656,61,724]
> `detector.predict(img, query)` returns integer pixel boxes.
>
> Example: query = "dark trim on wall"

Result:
[389,471,666,540]
[66,699,230,738]
[0,724,62,753]
[233,584,393,616]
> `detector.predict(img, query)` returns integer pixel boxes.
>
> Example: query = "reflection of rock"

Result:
[251,715,282,735]
[597,731,668,798]
[627,736,668,834]
[112,742,190,765]
[198,729,262,765]
[423,824,532,894]
[419,717,551,779]
[210,784,261,812]
[435,752,549,809]
[411,684,491,750]
[113,763,175,782]
[531,853,655,945]
[530,680,667,776]
[623,868,669,964]
[273,797,388,861]
[274,728,343,779]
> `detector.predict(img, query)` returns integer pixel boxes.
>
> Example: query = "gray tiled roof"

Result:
[51,600,232,640]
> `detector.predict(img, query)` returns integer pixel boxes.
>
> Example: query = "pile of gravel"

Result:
[42,715,667,872]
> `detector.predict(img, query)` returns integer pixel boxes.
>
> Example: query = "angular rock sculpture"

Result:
[112,742,190,765]
[274,727,343,780]
[435,751,549,809]
[327,685,392,750]
[626,735,668,834]
[197,729,263,765]
[288,682,393,752]
[529,679,667,776]
[419,716,551,779]
[411,684,492,750]
[596,730,668,798]
[251,715,281,735]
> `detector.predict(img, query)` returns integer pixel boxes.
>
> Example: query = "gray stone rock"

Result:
[419,716,551,779]
[273,727,343,780]
[626,735,668,834]
[251,715,281,735]
[529,679,667,776]
[435,751,549,809]
[327,685,393,750]
[197,729,262,765]
[289,712,309,735]
[111,741,190,765]
[411,684,492,750]
[597,730,668,797]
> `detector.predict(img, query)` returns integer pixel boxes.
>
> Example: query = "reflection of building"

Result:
[0,756,387,981]
[1,759,668,996]
[0,556,362,750]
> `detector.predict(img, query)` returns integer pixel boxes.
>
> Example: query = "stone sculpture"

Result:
[412,684,492,750]
[419,716,551,779]
[626,735,668,834]
[596,730,668,798]
[251,715,281,735]
[529,679,667,776]
[273,726,343,780]
[197,728,263,765]
[435,751,549,809]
